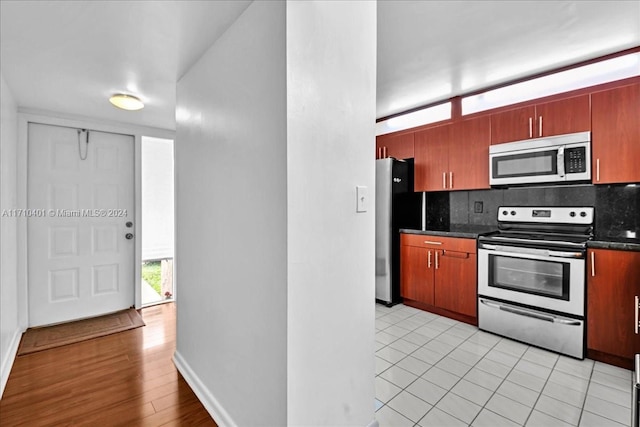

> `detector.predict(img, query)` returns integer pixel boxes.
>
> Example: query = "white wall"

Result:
[174,1,288,425]
[141,136,174,261]
[286,2,376,424]
[175,1,376,425]
[0,72,21,397]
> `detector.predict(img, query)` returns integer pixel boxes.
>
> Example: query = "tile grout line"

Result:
[375,305,632,427]
[378,308,504,425]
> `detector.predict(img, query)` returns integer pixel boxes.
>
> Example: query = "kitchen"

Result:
[1,1,639,426]
[374,49,640,425]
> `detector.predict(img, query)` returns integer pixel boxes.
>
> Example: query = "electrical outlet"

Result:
[474,201,483,213]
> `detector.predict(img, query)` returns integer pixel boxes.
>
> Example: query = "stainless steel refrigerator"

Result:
[375,158,422,306]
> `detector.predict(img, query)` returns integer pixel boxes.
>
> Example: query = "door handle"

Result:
[442,172,447,189]
[590,251,595,276]
[480,299,581,325]
[427,251,432,269]
[125,233,134,240]
[539,115,543,137]
[634,295,640,335]
[435,251,439,269]
[449,172,453,189]
[529,117,533,138]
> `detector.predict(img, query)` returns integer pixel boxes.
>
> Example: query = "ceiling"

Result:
[1,1,639,131]
[0,1,252,130]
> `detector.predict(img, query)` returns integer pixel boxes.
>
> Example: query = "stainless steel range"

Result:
[478,206,594,359]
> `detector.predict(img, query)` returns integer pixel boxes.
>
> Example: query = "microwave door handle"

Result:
[557,146,565,178]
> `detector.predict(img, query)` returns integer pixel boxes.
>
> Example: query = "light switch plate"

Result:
[356,186,367,212]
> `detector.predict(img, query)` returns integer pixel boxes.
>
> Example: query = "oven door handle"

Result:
[480,244,584,259]
[547,250,585,259]
[480,299,582,326]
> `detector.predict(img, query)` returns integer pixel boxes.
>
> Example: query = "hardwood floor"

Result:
[0,303,217,426]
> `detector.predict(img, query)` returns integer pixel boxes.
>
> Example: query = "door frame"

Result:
[16,110,175,329]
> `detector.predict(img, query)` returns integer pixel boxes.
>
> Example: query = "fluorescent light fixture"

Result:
[109,93,144,111]
[462,52,640,115]
[376,102,451,136]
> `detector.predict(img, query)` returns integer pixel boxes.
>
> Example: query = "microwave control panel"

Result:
[565,147,586,173]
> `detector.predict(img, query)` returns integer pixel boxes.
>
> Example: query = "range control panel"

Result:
[498,206,594,225]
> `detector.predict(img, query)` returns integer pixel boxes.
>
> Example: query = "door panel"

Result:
[591,83,640,184]
[450,116,491,190]
[414,124,451,192]
[435,251,477,317]
[490,106,535,144]
[587,249,640,361]
[28,123,135,327]
[535,95,590,138]
[400,245,434,305]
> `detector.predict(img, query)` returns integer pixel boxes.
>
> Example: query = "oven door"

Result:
[478,244,585,316]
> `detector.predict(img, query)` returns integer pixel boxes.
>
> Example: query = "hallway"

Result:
[0,304,215,426]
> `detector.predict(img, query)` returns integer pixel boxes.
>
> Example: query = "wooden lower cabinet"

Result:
[400,245,434,305]
[400,233,477,324]
[587,248,640,369]
[436,251,478,318]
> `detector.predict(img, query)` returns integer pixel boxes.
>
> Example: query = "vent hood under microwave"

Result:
[489,131,591,186]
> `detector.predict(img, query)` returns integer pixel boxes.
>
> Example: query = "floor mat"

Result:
[17,308,145,355]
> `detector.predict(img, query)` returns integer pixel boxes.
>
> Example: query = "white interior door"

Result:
[27,123,135,327]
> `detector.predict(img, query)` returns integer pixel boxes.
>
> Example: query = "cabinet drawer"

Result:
[401,233,476,253]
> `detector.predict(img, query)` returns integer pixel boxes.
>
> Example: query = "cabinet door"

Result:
[400,245,434,305]
[414,125,451,191]
[490,106,535,144]
[535,95,590,138]
[449,116,491,190]
[587,249,640,361]
[376,132,414,159]
[435,251,477,317]
[592,83,640,184]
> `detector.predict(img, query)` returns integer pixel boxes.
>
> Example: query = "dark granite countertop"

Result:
[588,235,640,252]
[400,224,497,239]
[400,229,640,251]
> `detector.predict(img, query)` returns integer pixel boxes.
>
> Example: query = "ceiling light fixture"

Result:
[109,93,144,111]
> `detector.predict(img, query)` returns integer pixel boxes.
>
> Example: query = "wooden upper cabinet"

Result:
[591,83,640,184]
[490,105,535,144]
[490,95,590,144]
[376,132,414,159]
[414,125,451,192]
[449,116,491,190]
[535,95,590,138]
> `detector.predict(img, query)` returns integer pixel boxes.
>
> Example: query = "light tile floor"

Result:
[375,303,633,427]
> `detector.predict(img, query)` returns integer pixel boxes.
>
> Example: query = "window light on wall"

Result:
[462,52,640,115]
[376,102,451,136]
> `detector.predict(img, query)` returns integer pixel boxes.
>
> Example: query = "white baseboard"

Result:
[0,328,23,398]
[173,350,236,427]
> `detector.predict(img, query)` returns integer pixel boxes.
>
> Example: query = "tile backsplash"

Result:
[427,183,639,240]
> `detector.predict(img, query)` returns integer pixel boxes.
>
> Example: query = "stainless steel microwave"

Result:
[489,132,591,186]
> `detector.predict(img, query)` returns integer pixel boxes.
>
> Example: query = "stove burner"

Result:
[481,206,594,249]
[483,232,590,247]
